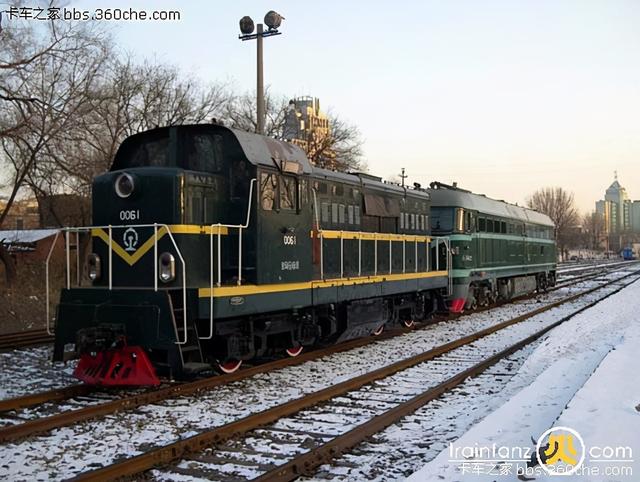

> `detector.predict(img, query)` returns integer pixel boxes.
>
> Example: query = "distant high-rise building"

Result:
[283,96,335,167]
[595,172,639,251]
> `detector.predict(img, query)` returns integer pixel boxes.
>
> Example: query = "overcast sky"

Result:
[73,0,640,212]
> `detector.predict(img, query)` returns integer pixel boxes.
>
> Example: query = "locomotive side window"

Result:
[321,202,329,223]
[479,218,486,232]
[299,179,308,207]
[355,206,361,225]
[487,219,494,232]
[280,176,296,211]
[400,212,404,230]
[332,203,338,224]
[260,172,277,211]
[501,221,507,234]
[348,205,354,224]
[339,204,346,224]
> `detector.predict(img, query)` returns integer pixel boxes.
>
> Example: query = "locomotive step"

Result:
[182,362,212,374]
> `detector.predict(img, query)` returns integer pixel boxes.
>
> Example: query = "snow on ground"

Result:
[0,346,77,399]
[408,277,640,482]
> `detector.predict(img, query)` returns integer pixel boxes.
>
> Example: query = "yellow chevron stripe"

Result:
[91,224,228,266]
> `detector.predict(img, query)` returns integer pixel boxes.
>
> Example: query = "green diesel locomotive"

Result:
[428,182,556,312]
[51,124,451,385]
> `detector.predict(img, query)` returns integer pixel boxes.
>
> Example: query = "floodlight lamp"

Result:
[264,10,283,30]
[239,16,255,35]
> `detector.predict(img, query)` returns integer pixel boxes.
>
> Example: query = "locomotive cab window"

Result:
[431,207,454,233]
[185,133,223,172]
[280,176,297,211]
[115,132,170,168]
[260,172,277,211]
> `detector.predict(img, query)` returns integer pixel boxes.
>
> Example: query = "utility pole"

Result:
[400,168,408,188]
[256,23,265,135]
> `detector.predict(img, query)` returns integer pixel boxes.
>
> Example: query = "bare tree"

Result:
[527,187,579,260]
[0,19,110,284]
[48,57,232,196]
[223,89,288,137]
[302,112,364,172]
[582,211,605,251]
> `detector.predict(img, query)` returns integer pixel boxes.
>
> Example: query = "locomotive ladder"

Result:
[167,290,209,375]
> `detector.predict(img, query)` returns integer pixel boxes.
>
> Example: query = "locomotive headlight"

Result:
[115,173,135,199]
[158,252,176,283]
[88,253,101,281]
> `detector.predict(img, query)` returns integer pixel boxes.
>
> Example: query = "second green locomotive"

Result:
[428,182,556,312]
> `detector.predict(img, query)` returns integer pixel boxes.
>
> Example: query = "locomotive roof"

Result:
[229,127,314,173]
[310,167,430,200]
[113,124,314,173]
[428,184,554,227]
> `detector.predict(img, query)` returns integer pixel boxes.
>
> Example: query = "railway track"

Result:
[67,267,640,481]
[0,262,634,446]
[0,328,53,351]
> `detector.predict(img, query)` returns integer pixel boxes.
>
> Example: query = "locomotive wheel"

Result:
[286,346,304,357]
[218,360,243,374]
[373,325,384,336]
[403,319,415,328]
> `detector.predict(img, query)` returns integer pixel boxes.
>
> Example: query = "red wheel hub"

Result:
[218,359,243,374]
[286,346,303,357]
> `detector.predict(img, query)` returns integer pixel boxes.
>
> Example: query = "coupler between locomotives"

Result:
[53,288,187,386]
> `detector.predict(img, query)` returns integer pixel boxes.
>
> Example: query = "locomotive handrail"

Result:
[45,223,189,345]
[45,231,61,336]
[309,226,449,283]
[203,178,256,340]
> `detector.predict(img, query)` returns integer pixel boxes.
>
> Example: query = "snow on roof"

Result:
[0,229,60,244]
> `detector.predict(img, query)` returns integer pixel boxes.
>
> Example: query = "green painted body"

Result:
[428,184,557,309]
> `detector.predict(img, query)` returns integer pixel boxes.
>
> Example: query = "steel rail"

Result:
[0,385,93,413]
[0,329,54,350]
[69,268,640,481]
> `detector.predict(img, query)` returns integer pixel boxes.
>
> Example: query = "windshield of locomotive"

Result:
[430,207,454,233]
[113,129,225,173]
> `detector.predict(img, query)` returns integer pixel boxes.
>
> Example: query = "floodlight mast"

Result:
[238,11,284,135]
